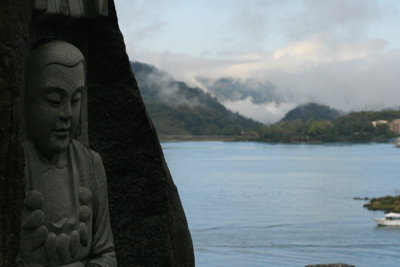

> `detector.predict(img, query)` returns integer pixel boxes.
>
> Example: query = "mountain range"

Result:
[131,62,262,135]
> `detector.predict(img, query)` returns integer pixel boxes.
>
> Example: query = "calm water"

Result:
[161,141,400,267]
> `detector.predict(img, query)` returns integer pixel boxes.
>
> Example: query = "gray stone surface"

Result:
[18,40,117,266]
[86,1,195,265]
[0,1,33,266]
[32,0,108,26]
[1,0,194,266]
[24,41,85,161]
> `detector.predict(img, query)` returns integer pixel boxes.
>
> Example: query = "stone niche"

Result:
[0,0,194,266]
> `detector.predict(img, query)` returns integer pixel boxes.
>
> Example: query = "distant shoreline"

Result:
[158,135,252,142]
[158,135,394,144]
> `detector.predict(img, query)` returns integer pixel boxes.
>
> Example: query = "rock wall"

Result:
[86,1,194,266]
[0,0,194,266]
[0,1,33,265]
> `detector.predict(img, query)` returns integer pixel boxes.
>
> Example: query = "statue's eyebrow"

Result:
[40,87,65,95]
[39,87,85,96]
[74,87,84,93]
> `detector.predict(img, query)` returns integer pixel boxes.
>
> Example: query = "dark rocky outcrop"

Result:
[0,0,194,266]
[0,1,33,265]
[86,1,194,266]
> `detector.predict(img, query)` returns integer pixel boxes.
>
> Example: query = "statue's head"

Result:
[25,40,85,160]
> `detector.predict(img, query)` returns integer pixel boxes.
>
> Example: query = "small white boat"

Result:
[396,137,400,148]
[374,212,400,226]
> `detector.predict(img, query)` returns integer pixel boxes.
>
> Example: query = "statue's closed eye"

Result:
[45,99,61,105]
[72,91,82,104]
[44,92,61,105]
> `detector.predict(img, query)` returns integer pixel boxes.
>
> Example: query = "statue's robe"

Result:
[17,140,117,267]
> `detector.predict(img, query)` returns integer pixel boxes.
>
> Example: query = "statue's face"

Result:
[25,62,84,157]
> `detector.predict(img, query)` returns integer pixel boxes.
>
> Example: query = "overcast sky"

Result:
[114,0,400,123]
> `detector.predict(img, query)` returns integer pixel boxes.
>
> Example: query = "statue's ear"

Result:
[75,82,88,147]
[75,109,82,139]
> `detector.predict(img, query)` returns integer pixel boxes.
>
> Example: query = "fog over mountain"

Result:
[196,77,296,123]
[131,61,261,135]
[134,37,400,124]
[116,1,400,124]
[132,62,201,108]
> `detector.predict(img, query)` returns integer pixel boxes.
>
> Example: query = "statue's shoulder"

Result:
[70,139,104,167]
[70,140,107,195]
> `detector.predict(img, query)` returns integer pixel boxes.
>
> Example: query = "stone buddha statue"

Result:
[17,40,117,267]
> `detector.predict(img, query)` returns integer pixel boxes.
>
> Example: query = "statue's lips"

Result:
[53,128,69,137]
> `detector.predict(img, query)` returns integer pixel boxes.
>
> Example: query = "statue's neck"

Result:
[35,146,69,169]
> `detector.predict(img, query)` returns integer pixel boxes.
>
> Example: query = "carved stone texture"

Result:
[0,1,34,266]
[86,1,195,266]
[19,40,116,266]
[1,0,194,265]
[32,0,108,26]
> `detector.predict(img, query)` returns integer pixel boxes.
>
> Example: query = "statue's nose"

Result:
[59,103,72,120]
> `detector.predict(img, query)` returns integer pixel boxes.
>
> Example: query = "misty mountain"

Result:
[197,77,281,104]
[280,103,343,122]
[131,62,262,135]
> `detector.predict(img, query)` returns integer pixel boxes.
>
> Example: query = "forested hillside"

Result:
[130,62,400,142]
[280,103,343,122]
[259,107,400,143]
[131,62,262,135]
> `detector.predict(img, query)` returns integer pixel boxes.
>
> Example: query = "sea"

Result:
[161,141,400,267]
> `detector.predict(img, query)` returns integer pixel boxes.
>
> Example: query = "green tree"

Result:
[307,121,327,140]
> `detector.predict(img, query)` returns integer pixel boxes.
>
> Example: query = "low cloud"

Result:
[132,33,400,123]
[222,98,297,124]
[117,0,400,123]
[141,70,201,108]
